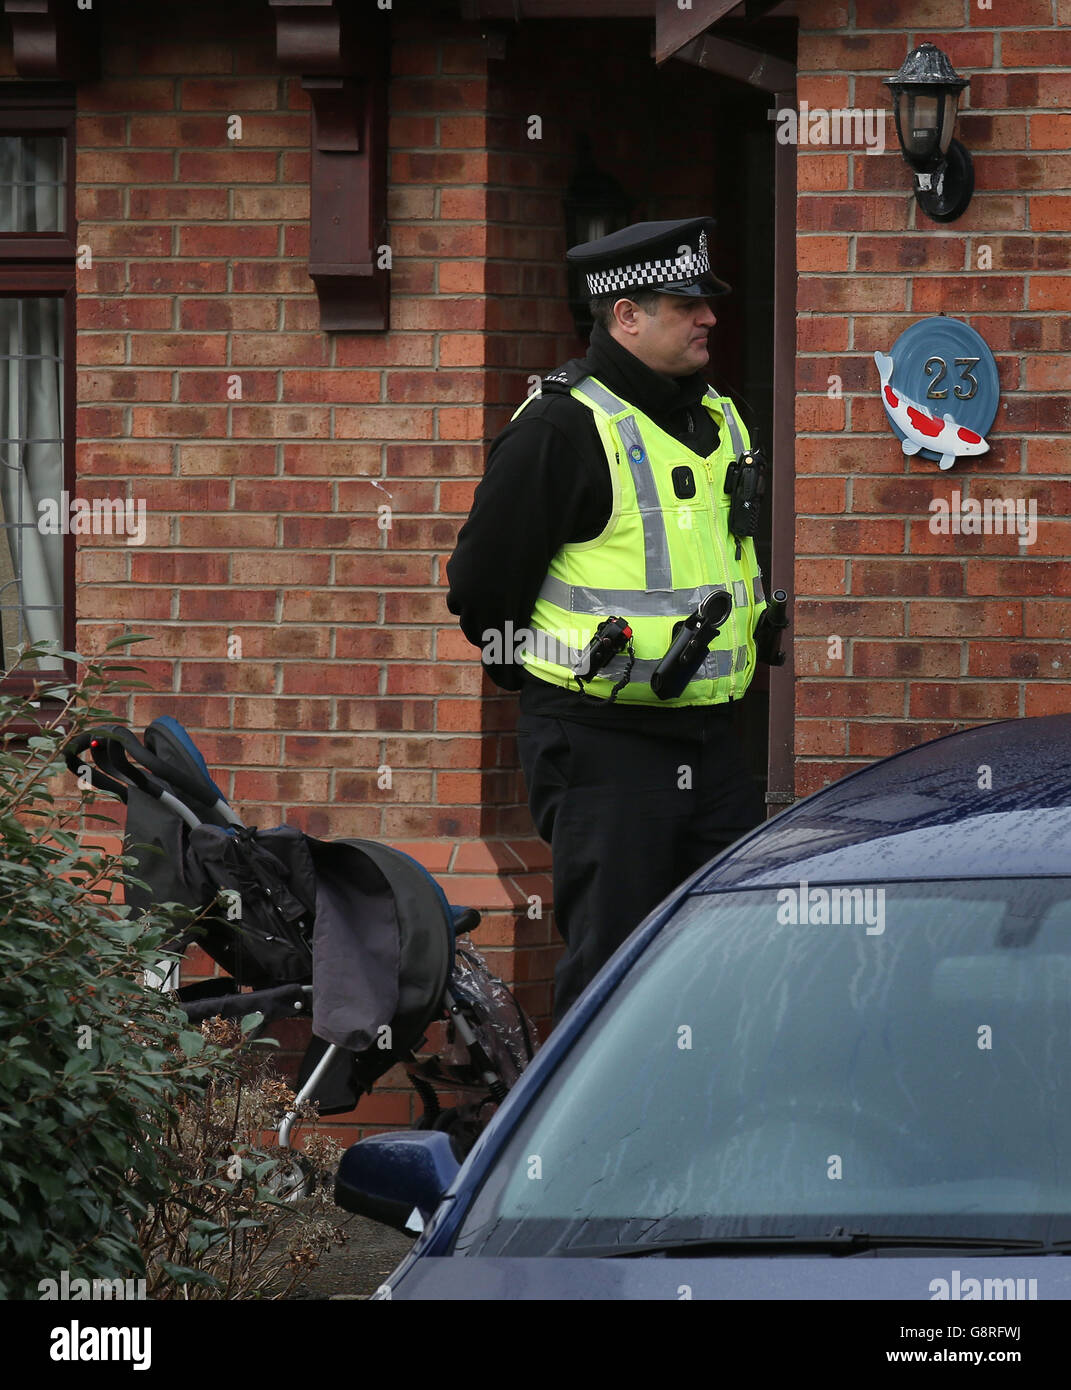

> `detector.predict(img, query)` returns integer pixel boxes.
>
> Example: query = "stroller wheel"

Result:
[265,1151,316,1203]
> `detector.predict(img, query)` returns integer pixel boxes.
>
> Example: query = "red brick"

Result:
[230,334,328,367]
[128,187,230,220]
[179,444,275,476]
[129,406,228,437]
[970,0,1052,20]
[76,115,127,146]
[909,32,993,68]
[78,152,173,182]
[1025,686,1071,717]
[853,641,960,679]
[909,601,1022,637]
[78,442,174,477]
[74,187,124,220]
[229,115,308,146]
[129,553,229,586]
[966,560,1071,597]
[912,278,1023,313]
[391,151,489,184]
[181,78,281,110]
[390,78,487,114]
[335,553,435,586]
[796,721,847,757]
[178,298,280,331]
[1003,31,1071,66]
[854,236,966,272]
[967,642,1050,679]
[76,406,125,436]
[231,187,310,220]
[334,407,435,441]
[847,721,959,758]
[797,32,915,71]
[976,154,1071,190]
[231,262,313,294]
[129,261,228,294]
[280,371,380,403]
[908,684,1018,720]
[78,298,173,331]
[134,41,234,76]
[176,151,279,182]
[855,0,964,22]
[439,188,486,219]
[130,334,228,366]
[129,115,233,146]
[795,397,846,432]
[1029,277,1071,311]
[80,79,177,112]
[177,225,280,257]
[78,370,171,402]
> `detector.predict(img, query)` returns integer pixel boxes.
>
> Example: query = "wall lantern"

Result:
[563,134,634,338]
[884,42,973,224]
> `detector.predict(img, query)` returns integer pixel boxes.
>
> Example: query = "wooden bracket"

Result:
[3,0,100,81]
[269,0,389,331]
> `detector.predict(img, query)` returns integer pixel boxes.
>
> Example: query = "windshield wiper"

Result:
[556,1231,1066,1259]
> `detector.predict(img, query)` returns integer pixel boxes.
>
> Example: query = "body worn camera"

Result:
[572,615,633,682]
[724,447,768,555]
[650,589,734,701]
[755,588,790,667]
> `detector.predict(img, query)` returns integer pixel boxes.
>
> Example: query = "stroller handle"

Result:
[65,730,130,802]
[106,724,229,811]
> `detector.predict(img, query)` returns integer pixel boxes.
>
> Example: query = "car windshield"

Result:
[453,879,1071,1257]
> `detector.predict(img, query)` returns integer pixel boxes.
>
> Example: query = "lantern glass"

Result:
[898,90,941,165]
[938,91,959,156]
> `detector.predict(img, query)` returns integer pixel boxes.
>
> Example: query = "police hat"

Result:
[566,216,731,300]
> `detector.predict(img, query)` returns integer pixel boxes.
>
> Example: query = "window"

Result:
[0,84,75,688]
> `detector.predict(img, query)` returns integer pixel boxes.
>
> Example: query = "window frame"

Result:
[0,83,77,702]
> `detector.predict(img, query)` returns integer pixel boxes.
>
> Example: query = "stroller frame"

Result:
[66,717,534,1161]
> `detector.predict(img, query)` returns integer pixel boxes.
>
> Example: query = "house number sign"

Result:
[873,316,1000,470]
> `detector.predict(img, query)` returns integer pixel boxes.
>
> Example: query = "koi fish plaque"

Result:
[873,317,999,471]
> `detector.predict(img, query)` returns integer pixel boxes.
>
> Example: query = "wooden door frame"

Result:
[658,15,798,813]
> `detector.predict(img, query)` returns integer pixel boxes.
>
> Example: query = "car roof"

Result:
[693,713,1071,892]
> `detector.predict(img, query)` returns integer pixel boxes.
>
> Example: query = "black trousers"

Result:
[516,707,765,1024]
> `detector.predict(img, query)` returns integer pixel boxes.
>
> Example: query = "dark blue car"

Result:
[336,714,1071,1300]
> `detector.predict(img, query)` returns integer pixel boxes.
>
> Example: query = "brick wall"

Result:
[793,0,1071,796]
[12,0,1070,1139]
[65,0,550,1141]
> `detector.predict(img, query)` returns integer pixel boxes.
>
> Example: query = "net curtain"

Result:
[0,134,65,672]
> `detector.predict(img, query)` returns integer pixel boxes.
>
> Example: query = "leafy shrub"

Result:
[0,641,344,1299]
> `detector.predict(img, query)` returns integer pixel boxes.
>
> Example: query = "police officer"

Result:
[446,217,769,1024]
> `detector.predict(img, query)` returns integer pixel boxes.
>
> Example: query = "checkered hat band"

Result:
[586,247,712,297]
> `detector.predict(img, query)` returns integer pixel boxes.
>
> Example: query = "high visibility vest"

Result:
[515,374,767,707]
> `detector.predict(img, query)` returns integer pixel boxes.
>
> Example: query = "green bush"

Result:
[0,640,342,1300]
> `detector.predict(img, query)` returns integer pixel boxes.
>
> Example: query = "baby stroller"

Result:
[65,717,537,1167]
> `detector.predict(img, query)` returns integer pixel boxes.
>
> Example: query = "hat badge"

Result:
[698,229,708,262]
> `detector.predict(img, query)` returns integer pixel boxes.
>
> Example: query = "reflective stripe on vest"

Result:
[537,575,753,617]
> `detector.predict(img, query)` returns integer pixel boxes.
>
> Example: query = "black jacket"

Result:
[446,321,742,736]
